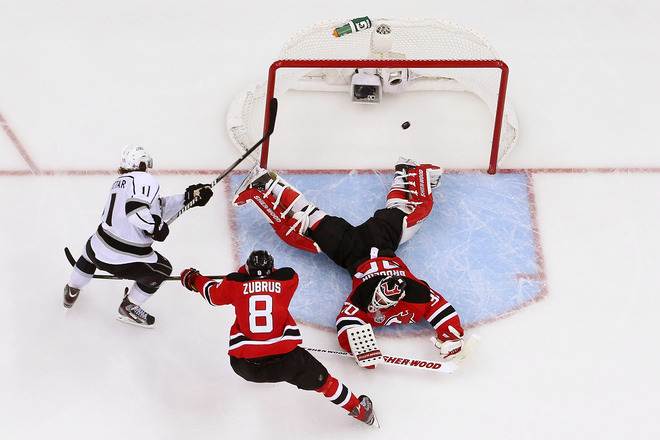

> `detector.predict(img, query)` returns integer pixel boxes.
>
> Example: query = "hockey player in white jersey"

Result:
[63,145,213,327]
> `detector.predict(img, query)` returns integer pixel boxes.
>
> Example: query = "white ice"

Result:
[1,2,659,439]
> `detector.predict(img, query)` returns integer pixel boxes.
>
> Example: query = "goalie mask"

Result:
[120,144,153,172]
[368,276,406,313]
[245,250,274,278]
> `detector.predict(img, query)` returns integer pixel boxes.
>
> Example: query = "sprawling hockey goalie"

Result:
[232,157,465,366]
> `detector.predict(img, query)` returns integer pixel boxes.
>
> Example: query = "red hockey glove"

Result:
[180,268,200,292]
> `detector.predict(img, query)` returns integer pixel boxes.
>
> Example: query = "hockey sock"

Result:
[68,270,92,290]
[127,283,152,305]
[316,375,362,416]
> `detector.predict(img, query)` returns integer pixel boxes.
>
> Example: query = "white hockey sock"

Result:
[127,283,152,305]
[68,267,93,290]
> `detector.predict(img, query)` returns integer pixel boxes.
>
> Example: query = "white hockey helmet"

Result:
[368,276,406,313]
[120,144,153,171]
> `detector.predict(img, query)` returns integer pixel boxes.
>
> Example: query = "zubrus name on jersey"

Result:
[243,280,282,295]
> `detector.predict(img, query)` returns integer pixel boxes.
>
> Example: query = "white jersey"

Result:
[88,171,184,265]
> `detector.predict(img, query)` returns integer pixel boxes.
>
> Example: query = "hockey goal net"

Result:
[227,18,518,174]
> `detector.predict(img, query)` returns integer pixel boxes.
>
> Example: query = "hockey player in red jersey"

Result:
[232,158,465,364]
[179,250,378,427]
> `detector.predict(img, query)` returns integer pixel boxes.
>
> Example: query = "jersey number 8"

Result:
[248,295,274,333]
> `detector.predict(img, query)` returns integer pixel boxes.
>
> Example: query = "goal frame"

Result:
[258,58,510,174]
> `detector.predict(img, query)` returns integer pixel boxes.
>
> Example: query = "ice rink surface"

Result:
[1,2,659,439]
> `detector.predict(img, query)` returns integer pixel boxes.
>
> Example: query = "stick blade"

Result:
[64,247,76,266]
[454,334,481,366]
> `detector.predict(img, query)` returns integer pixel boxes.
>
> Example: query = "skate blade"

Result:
[116,315,155,329]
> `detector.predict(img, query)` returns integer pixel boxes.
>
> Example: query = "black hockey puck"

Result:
[401,121,411,130]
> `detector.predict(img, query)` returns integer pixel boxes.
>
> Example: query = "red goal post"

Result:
[227,18,518,174]
[260,59,510,174]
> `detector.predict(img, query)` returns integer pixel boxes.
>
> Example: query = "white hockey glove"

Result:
[431,326,464,360]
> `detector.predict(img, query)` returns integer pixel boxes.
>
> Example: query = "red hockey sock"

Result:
[317,375,362,415]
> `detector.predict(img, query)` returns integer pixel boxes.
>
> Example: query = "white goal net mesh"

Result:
[227,18,518,172]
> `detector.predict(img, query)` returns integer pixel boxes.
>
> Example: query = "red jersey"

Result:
[335,256,463,352]
[189,266,303,359]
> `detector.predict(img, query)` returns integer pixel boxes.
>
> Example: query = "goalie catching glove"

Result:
[180,268,201,292]
[430,325,464,360]
[185,184,213,207]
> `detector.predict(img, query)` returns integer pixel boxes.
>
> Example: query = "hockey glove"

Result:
[180,268,200,292]
[150,216,170,242]
[185,184,213,207]
[431,326,464,360]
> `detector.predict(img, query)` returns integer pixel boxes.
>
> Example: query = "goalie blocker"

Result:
[347,324,384,368]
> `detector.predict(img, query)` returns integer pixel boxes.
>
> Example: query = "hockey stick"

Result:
[166,97,279,226]
[302,346,459,374]
[64,247,224,281]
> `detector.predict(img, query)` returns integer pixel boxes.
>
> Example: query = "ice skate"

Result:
[348,395,380,428]
[117,289,155,328]
[63,284,81,309]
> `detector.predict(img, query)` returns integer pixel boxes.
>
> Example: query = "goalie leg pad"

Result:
[386,157,443,242]
[232,166,322,253]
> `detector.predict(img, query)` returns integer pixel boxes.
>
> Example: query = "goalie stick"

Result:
[302,346,459,374]
[63,247,224,281]
[303,334,481,374]
[166,97,278,225]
